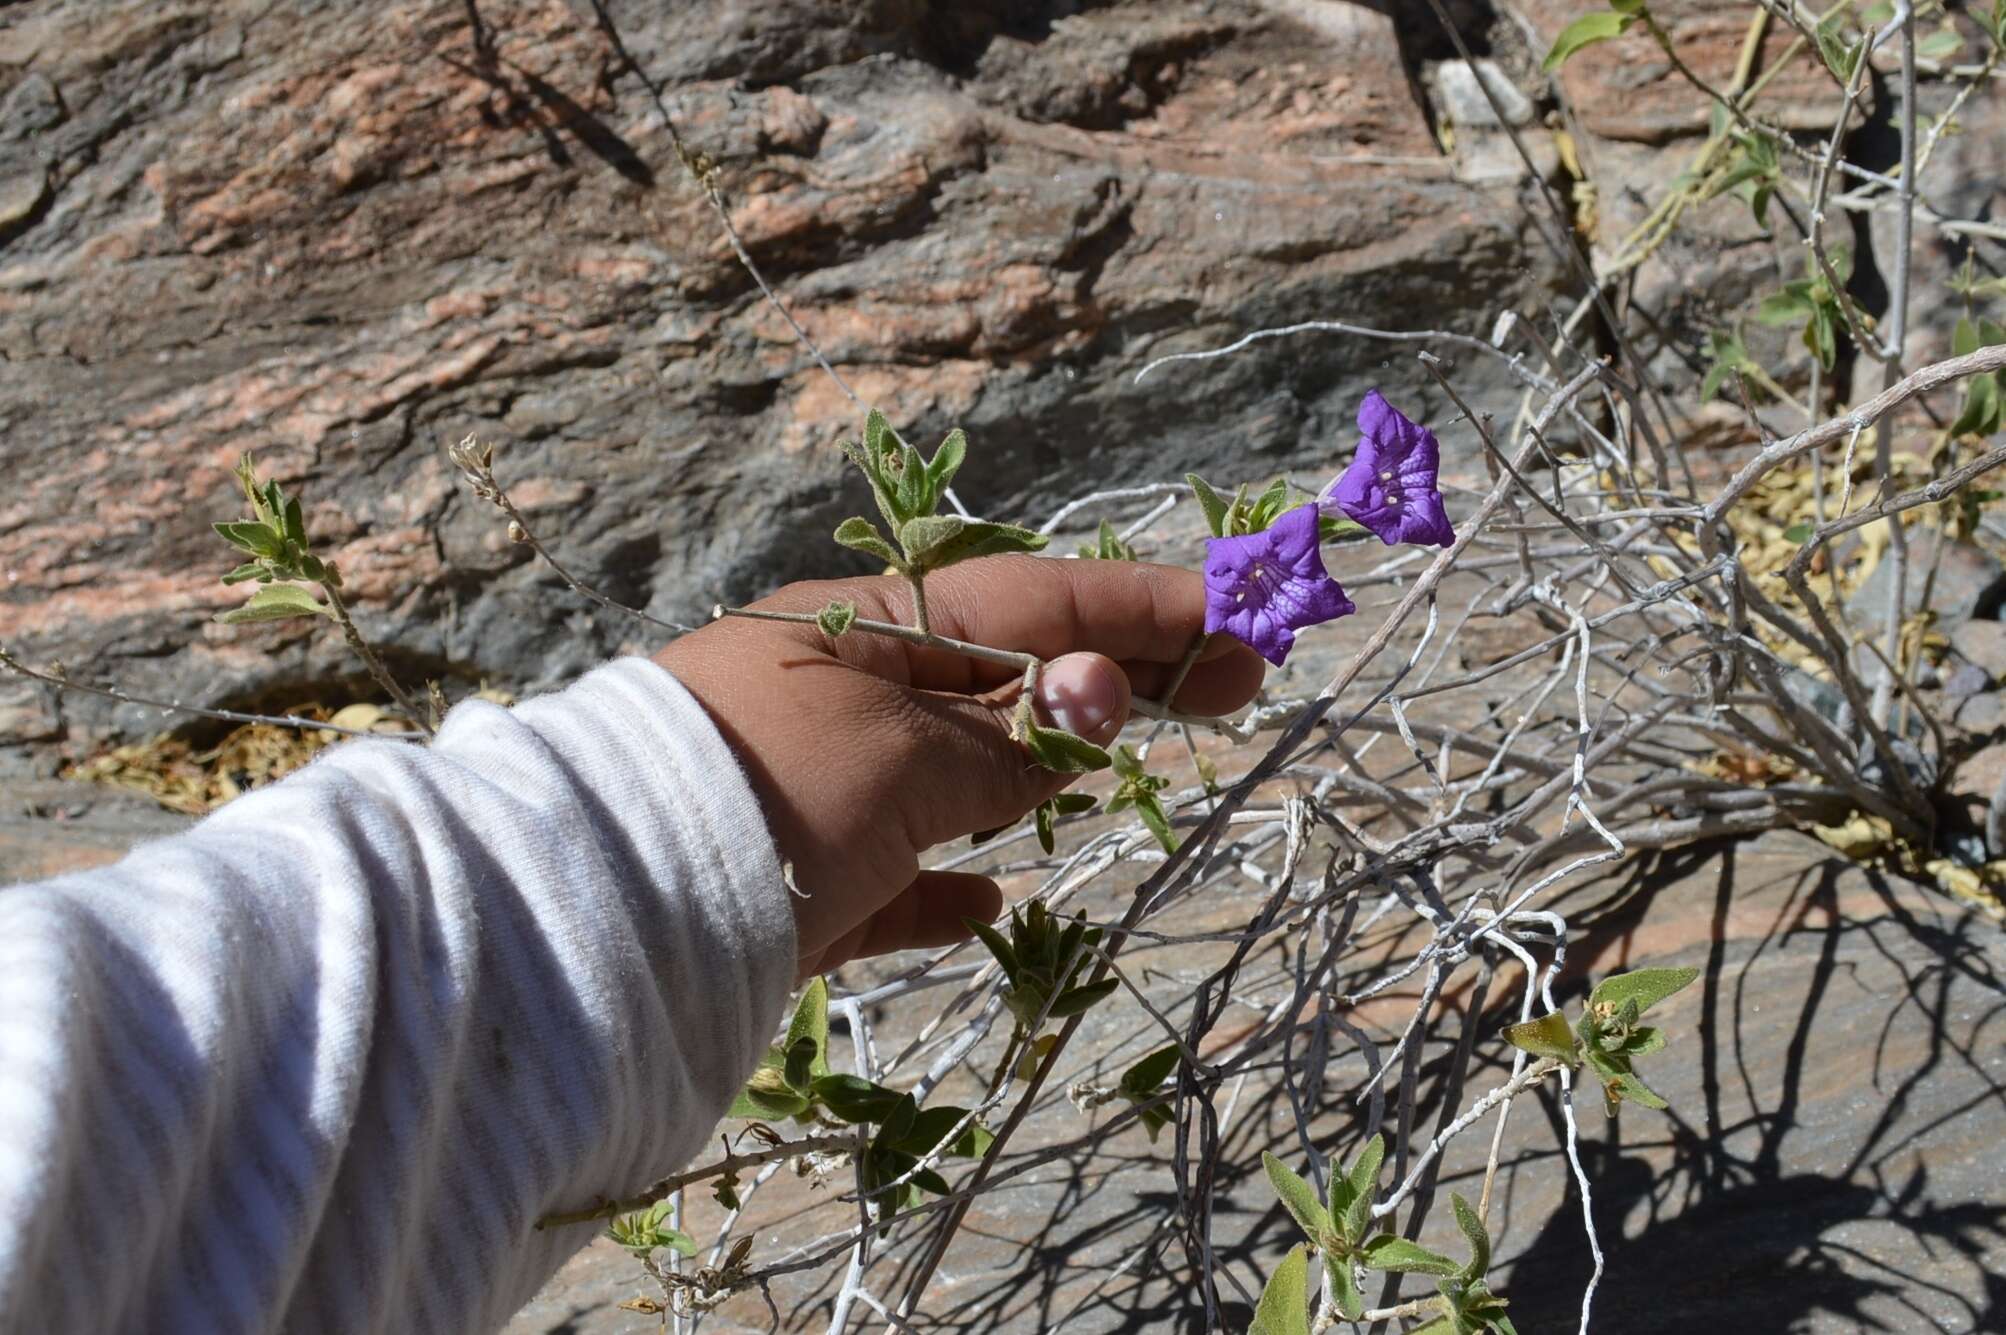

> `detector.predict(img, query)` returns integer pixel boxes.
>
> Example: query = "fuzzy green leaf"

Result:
[1186,472,1230,538]
[1119,1045,1180,1097]
[892,1105,994,1158]
[214,521,284,559]
[816,600,857,637]
[927,428,967,492]
[1261,1152,1329,1245]
[1249,1244,1311,1335]
[901,516,1047,570]
[834,516,902,568]
[1047,977,1119,1018]
[1504,1010,1579,1063]
[1590,966,1699,1016]
[221,562,268,585]
[811,1074,905,1124]
[1360,1234,1460,1276]
[1326,1253,1365,1321]
[1950,373,2001,439]
[963,917,1019,976]
[1345,1133,1385,1211]
[1451,1192,1489,1284]
[1543,11,1635,71]
[1134,793,1178,853]
[1605,1068,1672,1111]
[726,1080,811,1121]
[217,583,328,624]
[1020,722,1113,774]
[787,977,832,1080]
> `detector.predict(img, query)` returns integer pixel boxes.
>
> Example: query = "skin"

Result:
[655,555,1267,979]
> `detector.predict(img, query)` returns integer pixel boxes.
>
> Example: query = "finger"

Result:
[802,870,1004,976]
[897,651,1132,846]
[1118,643,1268,718]
[914,556,1224,687]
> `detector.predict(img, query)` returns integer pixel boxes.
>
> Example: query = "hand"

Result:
[654,555,1266,978]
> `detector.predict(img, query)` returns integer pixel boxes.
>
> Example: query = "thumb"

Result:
[903,652,1132,845]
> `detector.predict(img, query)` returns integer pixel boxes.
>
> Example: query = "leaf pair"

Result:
[725,977,836,1122]
[1186,472,1295,540]
[1503,966,1698,1115]
[213,453,339,624]
[607,1199,697,1260]
[1255,1171,1514,1335]
[1262,1135,1470,1322]
[965,900,1117,1036]
[1108,745,1177,853]
[859,1093,993,1232]
[835,410,1045,575]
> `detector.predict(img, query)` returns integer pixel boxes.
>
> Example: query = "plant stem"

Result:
[536,1133,850,1229]
[319,584,434,737]
[907,572,930,636]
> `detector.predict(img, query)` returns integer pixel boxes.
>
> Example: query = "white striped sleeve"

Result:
[0,657,797,1334]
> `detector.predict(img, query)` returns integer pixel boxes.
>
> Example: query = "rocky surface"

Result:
[1,0,1577,750]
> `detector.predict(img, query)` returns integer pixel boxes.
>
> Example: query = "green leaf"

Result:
[1120,1044,1180,1098]
[877,1093,919,1148]
[221,562,267,585]
[892,1105,994,1158]
[1955,316,1982,360]
[1248,1244,1311,1335]
[864,408,892,455]
[1756,290,1815,326]
[927,428,967,492]
[783,1034,819,1093]
[1345,1133,1385,1208]
[1047,977,1119,1018]
[281,494,307,548]
[1325,1253,1365,1321]
[1261,1151,1329,1244]
[964,916,1019,976]
[788,977,831,1080]
[1186,472,1230,538]
[900,516,1047,570]
[1451,1193,1490,1284]
[1019,722,1113,774]
[1807,303,1838,371]
[811,1073,904,1124]
[1249,476,1291,531]
[1504,1010,1579,1063]
[1605,1068,1671,1111]
[1134,793,1179,853]
[1034,798,1057,854]
[1950,372,2001,439]
[217,583,329,624]
[834,516,902,568]
[1783,522,1814,543]
[214,520,284,559]
[1623,1025,1667,1056]
[1052,793,1098,816]
[1542,11,1635,71]
[816,600,857,637]
[726,1079,812,1121]
[1360,1234,1460,1276]
[1590,966,1699,1016]
[1917,28,1963,61]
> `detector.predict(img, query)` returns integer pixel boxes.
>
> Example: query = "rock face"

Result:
[0,0,1567,743]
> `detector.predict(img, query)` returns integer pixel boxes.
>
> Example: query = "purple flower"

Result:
[1203,503,1356,666]
[1321,390,1456,548]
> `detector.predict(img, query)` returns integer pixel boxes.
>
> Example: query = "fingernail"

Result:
[1037,653,1130,743]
